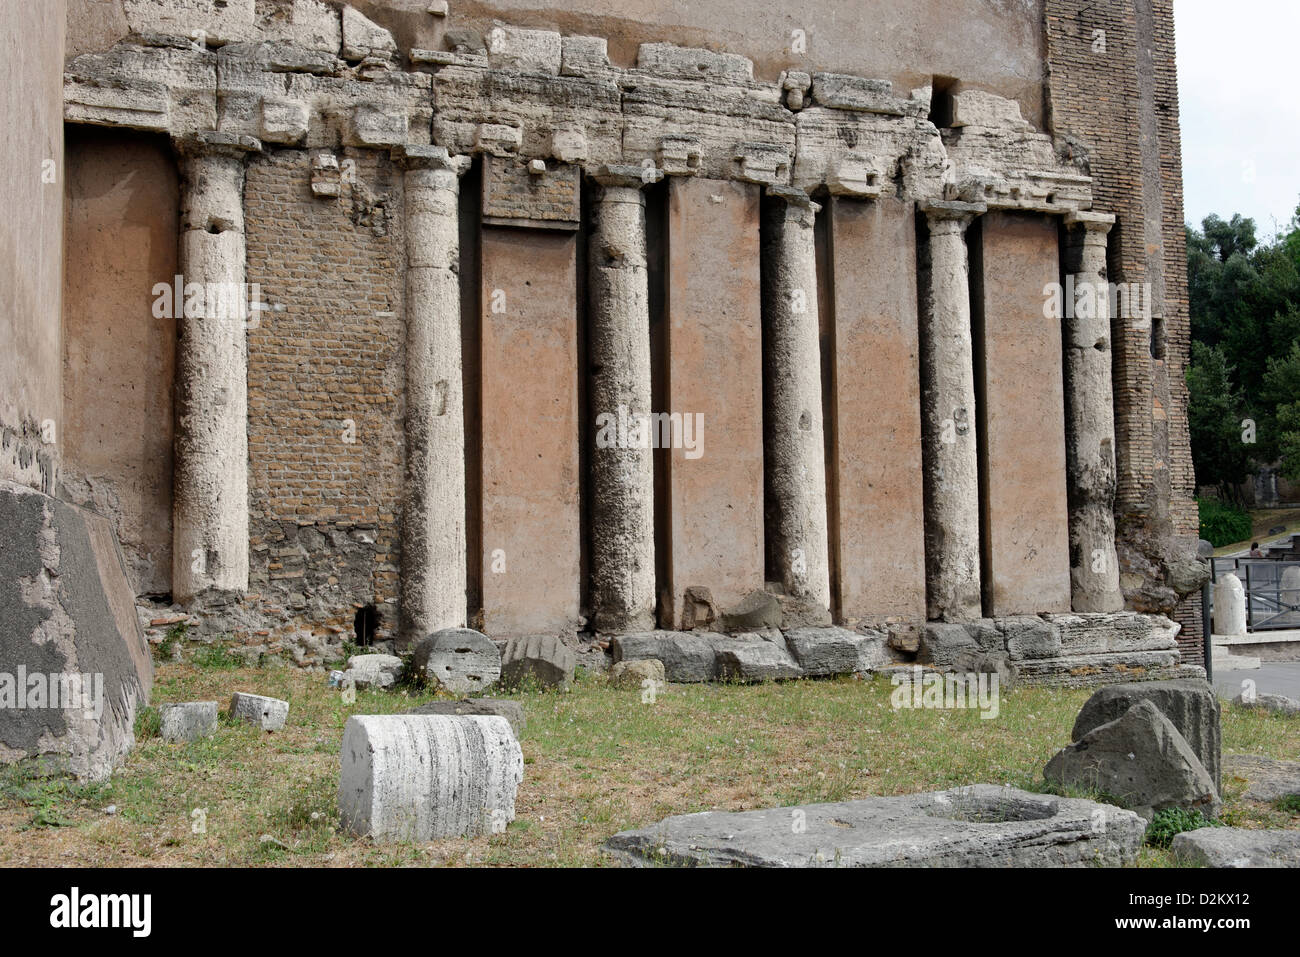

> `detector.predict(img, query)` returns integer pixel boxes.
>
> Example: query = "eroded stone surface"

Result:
[1171,827,1300,868]
[411,628,501,693]
[406,698,526,737]
[1072,678,1221,791]
[604,784,1145,867]
[1223,754,1300,803]
[1045,700,1219,820]
[159,702,217,742]
[229,692,289,731]
[500,634,576,690]
[339,714,523,841]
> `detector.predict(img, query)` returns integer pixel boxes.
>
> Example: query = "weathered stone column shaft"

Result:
[398,146,470,644]
[761,187,831,610]
[1064,211,1124,612]
[173,134,258,601]
[589,166,660,632]
[920,201,984,620]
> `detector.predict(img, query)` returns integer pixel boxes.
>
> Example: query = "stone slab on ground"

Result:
[343,653,403,690]
[1045,700,1220,820]
[1071,677,1222,792]
[159,702,218,742]
[0,481,154,781]
[714,636,802,682]
[608,658,665,690]
[411,628,501,693]
[338,714,523,842]
[228,692,289,731]
[1171,827,1300,868]
[1231,691,1300,715]
[603,784,1145,867]
[406,698,526,737]
[784,627,866,676]
[611,631,719,682]
[1222,754,1300,803]
[500,633,576,690]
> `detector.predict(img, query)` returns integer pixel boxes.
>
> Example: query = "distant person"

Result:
[1249,542,1265,559]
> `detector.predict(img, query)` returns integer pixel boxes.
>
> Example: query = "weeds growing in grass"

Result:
[1144,807,1223,848]
[189,644,243,669]
[1275,794,1300,815]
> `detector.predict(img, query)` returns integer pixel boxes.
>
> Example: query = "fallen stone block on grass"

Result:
[229,692,289,731]
[1171,827,1300,868]
[603,784,1145,867]
[1045,700,1220,820]
[501,634,576,690]
[1231,691,1300,715]
[611,631,718,682]
[159,702,218,742]
[410,628,501,693]
[715,636,802,682]
[406,698,526,737]
[608,658,665,690]
[343,653,403,690]
[338,714,523,841]
[1072,677,1221,792]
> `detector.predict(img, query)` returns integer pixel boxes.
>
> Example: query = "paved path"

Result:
[1214,661,1300,700]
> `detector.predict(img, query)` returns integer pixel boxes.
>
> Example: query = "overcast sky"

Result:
[1177,0,1300,240]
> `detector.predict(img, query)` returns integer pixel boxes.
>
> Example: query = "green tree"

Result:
[1186,342,1251,500]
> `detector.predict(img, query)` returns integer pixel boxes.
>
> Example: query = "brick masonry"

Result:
[1045,0,1202,661]
[241,148,406,657]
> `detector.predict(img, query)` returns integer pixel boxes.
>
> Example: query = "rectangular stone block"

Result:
[480,227,582,636]
[974,211,1071,615]
[339,714,523,841]
[664,177,765,627]
[829,197,927,622]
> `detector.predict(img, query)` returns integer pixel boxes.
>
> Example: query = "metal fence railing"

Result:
[1209,556,1300,632]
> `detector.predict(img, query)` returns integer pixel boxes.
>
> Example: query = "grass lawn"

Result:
[1,660,1297,867]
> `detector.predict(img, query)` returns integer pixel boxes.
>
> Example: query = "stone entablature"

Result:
[64,12,1094,216]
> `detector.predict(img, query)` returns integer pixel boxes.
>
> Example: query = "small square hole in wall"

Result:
[354,604,380,647]
[929,75,958,129]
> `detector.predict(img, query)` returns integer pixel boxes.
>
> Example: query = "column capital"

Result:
[176,131,263,160]
[591,163,663,190]
[766,185,822,215]
[391,144,472,175]
[920,199,986,229]
[1065,209,1116,234]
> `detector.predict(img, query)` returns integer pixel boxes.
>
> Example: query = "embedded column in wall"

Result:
[919,200,985,621]
[762,187,831,613]
[172,132,260,602]
[1064,210,1124,612]
[396,145,472,645]
[589,165,661,633]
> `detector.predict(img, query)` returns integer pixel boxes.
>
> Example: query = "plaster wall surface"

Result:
[974,211,1071,615]
[664,176,764,627]
[479,226,583,636]
[829,196,927,623]
[2,0,65,493]
[61,126,178,597]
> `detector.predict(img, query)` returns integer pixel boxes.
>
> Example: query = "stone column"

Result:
[589,165,661,633]
[762,187,831,612]
[1064,210,1124,612]
[172,132,260,602]
[919,200,985,620]
[396,145,471,645]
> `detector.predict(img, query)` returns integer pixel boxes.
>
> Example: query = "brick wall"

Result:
[1045,0,1202,656]
[242,148,406,655]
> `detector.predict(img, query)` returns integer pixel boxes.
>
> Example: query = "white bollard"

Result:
[1212,573,1247,637]
[338,714,523,842]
